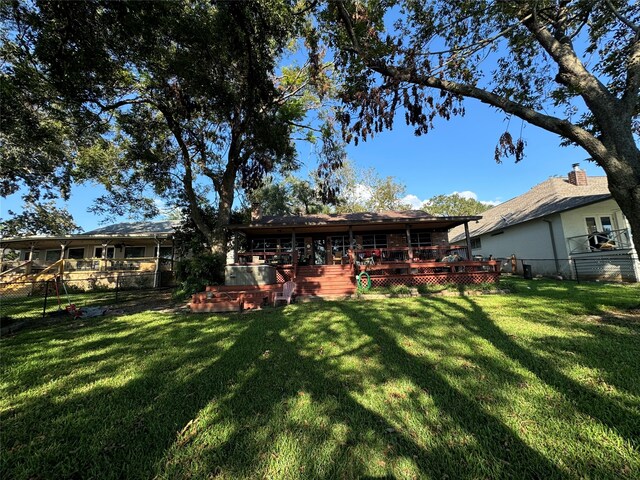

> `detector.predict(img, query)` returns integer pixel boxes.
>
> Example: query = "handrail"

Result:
[31,259,64,280]
[567,228,632,254]
[0,260,32,278]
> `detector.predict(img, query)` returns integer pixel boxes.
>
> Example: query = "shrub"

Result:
[387,284,412,295]
[174,253,226,297]
[417,283,445,294]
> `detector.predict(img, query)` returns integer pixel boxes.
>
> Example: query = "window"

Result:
[45,250,61,262]
[23,251,41,261]
[94,246,115,259]
[600,216,613,233]
[361,234,387,249]
[67,248,85,259]
[331,236,350,256]
[410,232,432,247]
[124,246,146,258]
[154,246,173,259]
[470,237,482,250]
[585,217,597,234]
[251,237,300,252]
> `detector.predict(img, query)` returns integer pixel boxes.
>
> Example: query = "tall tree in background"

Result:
[333,161,411,213]
[423,194,490,217]
[1,1,340,255]
[321,0,640,254]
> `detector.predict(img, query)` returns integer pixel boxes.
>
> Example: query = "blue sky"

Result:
[0,94,604,232]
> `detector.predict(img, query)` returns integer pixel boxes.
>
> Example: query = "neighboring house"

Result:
[191,210,502,311]
[449,165,639,282]
[0,220,178,290]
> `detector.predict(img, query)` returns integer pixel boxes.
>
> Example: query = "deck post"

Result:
[0,246,5,270]
[291,231,297,278]
[26,243,35,274]
[406,225,412,260]
[153,236,161,288]
[233,234,239,264]
[101,242,109,272]
[463,221,472,260]
[348,226,354,249]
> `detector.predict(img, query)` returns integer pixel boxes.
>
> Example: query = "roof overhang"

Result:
[0,233,173,250]
[229,216,481,236]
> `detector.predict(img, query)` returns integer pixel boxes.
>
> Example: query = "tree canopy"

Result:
[423,194,491,217]
[320,0,640,254]
[1,0,341,254]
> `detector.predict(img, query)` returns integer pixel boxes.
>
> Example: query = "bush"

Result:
[498,279,518,293]
[174,253,226,297]
[417,283,445,294]
[387,284,412,295]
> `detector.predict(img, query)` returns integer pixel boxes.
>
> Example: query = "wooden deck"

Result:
[190,260,501,311]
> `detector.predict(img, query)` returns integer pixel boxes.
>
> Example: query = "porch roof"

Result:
[229,210,481,236]
[0,220,176,250]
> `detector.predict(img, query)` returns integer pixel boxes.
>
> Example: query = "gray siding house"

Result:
[450,166,639,282]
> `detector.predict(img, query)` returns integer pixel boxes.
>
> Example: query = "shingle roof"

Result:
[232,210,480,230]
[450,177,610,242]
[256,210,440,225]
[82,220,179,235]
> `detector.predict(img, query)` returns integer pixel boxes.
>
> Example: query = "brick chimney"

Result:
[250,202,262,222]
[568,163,588,186]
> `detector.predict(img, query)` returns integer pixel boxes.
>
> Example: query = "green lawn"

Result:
[1,279,639,479]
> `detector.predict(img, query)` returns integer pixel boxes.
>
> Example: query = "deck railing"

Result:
[353,245,470,264]
[235,245,473,267]
[1,257,168,274]
[566,228,632,254]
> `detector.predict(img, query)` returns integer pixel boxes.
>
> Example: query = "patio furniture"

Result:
[274,280,296,306]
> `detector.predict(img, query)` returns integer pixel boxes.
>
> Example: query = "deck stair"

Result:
[295,264,356,298]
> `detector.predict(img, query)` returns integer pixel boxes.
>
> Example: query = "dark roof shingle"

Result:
[450,177,610,242]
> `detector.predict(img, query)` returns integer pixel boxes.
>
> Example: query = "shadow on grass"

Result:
[2,288,638,478]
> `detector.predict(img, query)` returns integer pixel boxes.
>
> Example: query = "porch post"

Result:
[348,226,354,248]
[59,241,70,276]
[291,231,297,278]
[233,233,239,264]
[153,236,161,288]
[406,225,412,260]
[463,221,472,260]
[0,245,5,271]
[101,242,109,272]
[26,243,35,274]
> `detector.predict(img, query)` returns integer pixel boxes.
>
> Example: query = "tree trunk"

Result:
[210,163,237,258]
[597,147,640,258]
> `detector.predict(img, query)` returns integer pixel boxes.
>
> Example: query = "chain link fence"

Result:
[497,253,638,283]
[1,272,172,329]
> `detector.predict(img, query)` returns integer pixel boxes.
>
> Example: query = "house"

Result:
[191,210,501,311]
[0,220,178,291]
[449,165,639,282]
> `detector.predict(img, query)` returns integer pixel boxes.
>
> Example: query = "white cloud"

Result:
[401,194,425,209]
[344,183,373,204]
[452,190,478,200]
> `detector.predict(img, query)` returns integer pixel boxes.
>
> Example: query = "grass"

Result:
[0,288,166,327]
[1,278,639,479]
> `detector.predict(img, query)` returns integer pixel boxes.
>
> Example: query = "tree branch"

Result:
[622,33,640,115]
[368,60,612,167]
[604,0,640,34]
[156,105,214,241]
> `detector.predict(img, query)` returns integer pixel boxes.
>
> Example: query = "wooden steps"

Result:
[190,264,358,311]
[295,265,356,297]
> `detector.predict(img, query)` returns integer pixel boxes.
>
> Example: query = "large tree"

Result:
[1,0,337,255]
[320,1,640,253]
[423,194,491,217]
